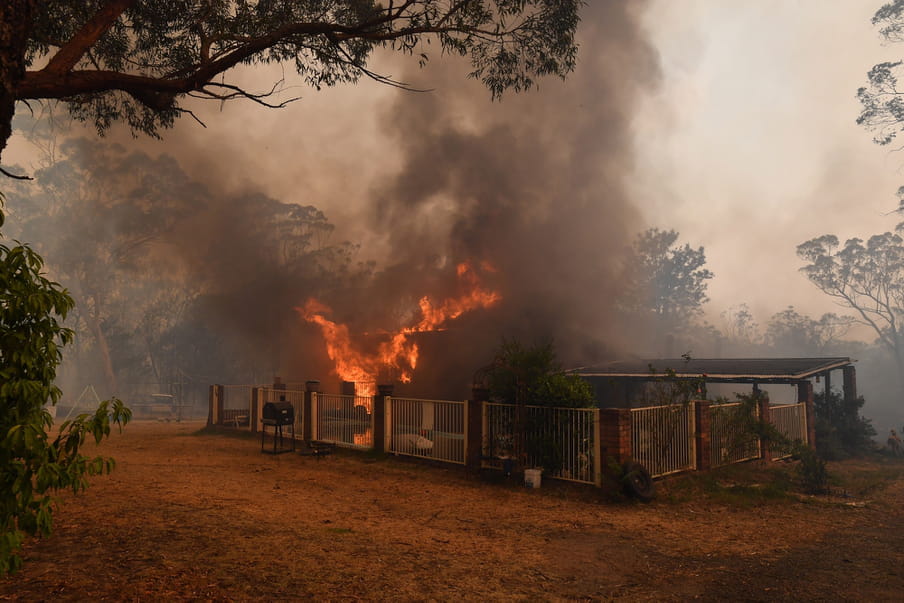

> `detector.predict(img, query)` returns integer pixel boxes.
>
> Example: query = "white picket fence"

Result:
[483,403,598,484]
[387,397,466,464]
[631,403,697,478]
[220,384,255,427]
[312,393,374,449]
[211,384,817,484]
[710,402,761,468]
[769,402,808,460]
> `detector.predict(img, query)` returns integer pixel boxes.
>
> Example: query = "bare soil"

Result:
[2,421,903,601]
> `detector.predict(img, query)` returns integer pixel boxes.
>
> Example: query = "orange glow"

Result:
[298,261,500,392]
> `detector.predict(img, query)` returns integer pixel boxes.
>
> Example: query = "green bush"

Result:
[814,391,876,460]
[0,197,130,574]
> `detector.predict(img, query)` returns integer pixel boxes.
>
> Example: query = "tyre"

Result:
[622,461,655,502]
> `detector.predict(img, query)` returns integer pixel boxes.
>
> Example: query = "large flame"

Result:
[298,262,501,395]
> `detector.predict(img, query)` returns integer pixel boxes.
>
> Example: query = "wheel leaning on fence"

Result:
[622,461,655,502]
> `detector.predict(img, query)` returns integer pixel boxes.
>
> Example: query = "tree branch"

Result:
[0,165,32,180]
[42,0,137,75]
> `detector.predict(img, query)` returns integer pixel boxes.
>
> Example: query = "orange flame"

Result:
[298,262,500,394]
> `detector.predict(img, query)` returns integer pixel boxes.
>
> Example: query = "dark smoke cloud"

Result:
[353,2,660,393]
[72,2,660,395]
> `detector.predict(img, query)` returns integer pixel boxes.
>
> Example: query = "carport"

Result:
[576,357,856,409]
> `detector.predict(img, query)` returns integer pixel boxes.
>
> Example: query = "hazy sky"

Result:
[632,0,903,330]
[8,1,903,342]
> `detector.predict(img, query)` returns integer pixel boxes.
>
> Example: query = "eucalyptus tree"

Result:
[618,228,714,354]
[857,1,904,207]
[764,306,854,356]
[797,228,904,375]
[0,1,581,166]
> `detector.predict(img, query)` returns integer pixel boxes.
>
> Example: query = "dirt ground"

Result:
[2,421,903,601]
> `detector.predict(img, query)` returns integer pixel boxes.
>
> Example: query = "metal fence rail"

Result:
[388,398,466,464]
[769,402,807,459]
[710,402,761,468]
[221,385,254,428]
[314,393,374,449]
[631,403,697,478]
[483,403,597,484]
[261,388,306,438]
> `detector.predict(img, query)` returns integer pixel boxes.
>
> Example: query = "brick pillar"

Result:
[303,380,320,443]
[466,388,488,472]
[695,400,712,471]
[593,409,603,487]
[207,385,216,426]
[374,384,392,454]
[600,408,632,466]
[757,388,772,461]
[843,366,857,402]
[798,380,816,449]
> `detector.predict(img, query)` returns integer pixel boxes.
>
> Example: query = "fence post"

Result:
[250,387,260,433]
[593,409,603,487]
[208,385,218,426]
[798,380,816,449]
[374,384,392,454]
[695,400,711,471]
[758,390,772,461]
[600,408,632,467]
[466,388,488,472]
[304,380,320,443]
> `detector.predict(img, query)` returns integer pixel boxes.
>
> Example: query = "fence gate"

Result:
[388,398,466,464]
[769,402,808,460]
[710,402,761,468]
[313,393,374,449]
[221,385,254,428]
[631,403,696,478]
[482,403,598,484]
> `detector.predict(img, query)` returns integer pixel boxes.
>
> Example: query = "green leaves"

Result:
[18,1,580,138]
[484,338,594,408]
[0,217,130,574]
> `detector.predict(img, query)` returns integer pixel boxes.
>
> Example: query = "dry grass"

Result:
[2,421,903,601]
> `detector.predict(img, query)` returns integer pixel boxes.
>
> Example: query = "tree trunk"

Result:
[0,1,35,163]
[85,306,118,397]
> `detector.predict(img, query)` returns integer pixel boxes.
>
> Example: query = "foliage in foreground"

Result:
[0,198,130,574]
[483,338,594,408]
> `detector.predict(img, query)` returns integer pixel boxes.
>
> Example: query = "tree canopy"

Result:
[0,0,581,163]
[621,228,713,325]
[858,0,904,206]
[764,306,853,356]
[5,124,366,398]
[481,338,594,408]
[797,227,904,372]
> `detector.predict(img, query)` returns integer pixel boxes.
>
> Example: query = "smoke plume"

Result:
[343,2,660,393]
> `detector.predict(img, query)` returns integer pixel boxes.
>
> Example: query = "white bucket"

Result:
[524,468,542,489]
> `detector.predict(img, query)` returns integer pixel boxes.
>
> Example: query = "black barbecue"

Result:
[261,400,296,454]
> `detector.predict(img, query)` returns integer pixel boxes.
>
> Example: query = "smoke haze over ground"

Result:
[48,2,661,396]
[5,2,904,428]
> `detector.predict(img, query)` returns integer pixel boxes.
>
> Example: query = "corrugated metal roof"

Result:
[575,357,853,381]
